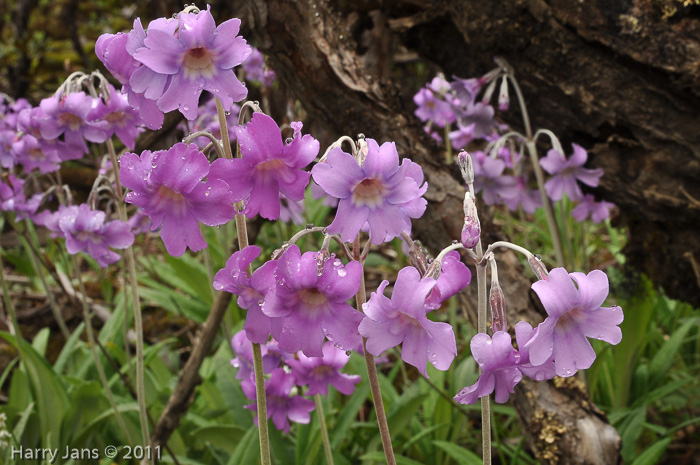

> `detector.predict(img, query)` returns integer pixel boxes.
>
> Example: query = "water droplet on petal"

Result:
[337,268,347,277]
[213,282,224,290]
[476,358,485,366]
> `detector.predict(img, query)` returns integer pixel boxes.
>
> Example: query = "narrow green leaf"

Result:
[432,440,482,465]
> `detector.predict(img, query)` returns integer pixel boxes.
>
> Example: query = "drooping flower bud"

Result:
[460,192,481,249]
[407,238,430,275]
[528,254,549,281]
[490,280,507,332]
[457,151,474,185]
[498,76,510,111]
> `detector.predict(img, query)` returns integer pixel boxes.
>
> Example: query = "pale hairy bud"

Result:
[407,239,430,275]
[461,193,481,249]
[528,254,549,281]
[457,151,474,185]
[498,76,510,111]
[490,280,507,332]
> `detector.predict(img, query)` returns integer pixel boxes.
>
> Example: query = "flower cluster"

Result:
[96,6,251,124]
[231,331,360,433]
[454,267,623,405]
[414,70,615,222]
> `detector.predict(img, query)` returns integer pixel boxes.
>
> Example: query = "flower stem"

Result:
[105,137,150,454]
[508,73,565,267]
[355,236,396,465]
[444,125,453,165]
[0,246,21,338]
[23,219,71,339]
[314,394,335,465]
[476,262,492,465]
[72,255,134,445]
[216,95,271,465]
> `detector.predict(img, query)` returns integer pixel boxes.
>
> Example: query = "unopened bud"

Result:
[457,151,474,185]
[356,135,369,166]
[424,259,442,280]
[528,254,548,280]
[316,248,331,276]
[407,239,430,275]
[490,280,507,332]
[482,78,497,105]
[498,76,509,111]
[460,193,481,249]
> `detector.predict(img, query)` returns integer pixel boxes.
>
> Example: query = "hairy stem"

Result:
[314,394,335,465]
[106,137,150,453]
[355,236,396,465]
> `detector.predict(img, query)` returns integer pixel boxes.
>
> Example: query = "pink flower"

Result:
[57,204,134,267]
[312,139,427,244]
[571,194,615,223]
[359,266,457,377]
[287,342,361,396]
[261,245,363,357]
[540,144,604,201]
[120,143,237,256]
[213,245,278,343]
[524,268,623,377]
[132,6,251,120]
[242,368,315,434]
[210,113,319,220]
[454,331,522,405]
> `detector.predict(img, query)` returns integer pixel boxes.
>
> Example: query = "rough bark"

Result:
[240,0,624,462]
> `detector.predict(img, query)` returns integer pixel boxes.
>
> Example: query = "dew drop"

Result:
[183,105,190,111]
[258,299,265,307]
[333,342,343,350]
[476,358,485,366]
[213,282,224,290]
[337,268,347,277]
[345,350,352,356]
[451,239,459,244]
[333,259,342,267]
[127,162,134,169]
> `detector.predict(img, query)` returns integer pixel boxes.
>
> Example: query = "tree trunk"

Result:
[238,0,641,462]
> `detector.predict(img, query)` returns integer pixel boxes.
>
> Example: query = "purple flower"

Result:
[312,139,427,244]
[454,102,497,140]
[242,368,315,433]
[359,266,457,377]
[571,194,615,223]
[448,122,476,150]
[287,342,361,396]
[539,144,604,201]
[57,204,134,267]
[514,321,556,381]
[16,107,82,163]
[242,47,275,86]
[0,175,41,220]
[132,6,251,120]
[12,134,61,174]
[413,88,455,127]
[230,330,286,380]
[181,97,239,149]
[127,209,152,235]
[38,92,109,153]
[210,113,319,220]
[503,176,542,214]
[96,18,177,130]
[120,142,237,256]
[261,245,363,357]
[424,251,472,310]
[213,245,278,343]
[279,194,305,225]
[454,331,522,405]
[524,268,623,377]
[89,85,143,149]
[473,154,518,205]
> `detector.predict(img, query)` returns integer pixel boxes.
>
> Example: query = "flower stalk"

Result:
[314,394,335,465]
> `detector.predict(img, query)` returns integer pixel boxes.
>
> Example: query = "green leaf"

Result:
[0,333,69,450]
[432,440,482,465]
[648,318,699,388]
[360,451,424,465]
[190,425,247,454]
[53,323,85,374]
[31,327,50,356]
[330,382,370,449]
[630,437,671,465]
[226,425,260,465]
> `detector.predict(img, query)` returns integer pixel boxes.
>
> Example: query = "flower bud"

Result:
[407,239,430,275]
[490,280,507,332]
[528,254,549,281]
[457,151,474,185]
[460,193,481,249]
[498,76,509,111]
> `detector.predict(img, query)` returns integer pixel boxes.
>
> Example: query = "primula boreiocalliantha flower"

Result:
[132,6,251,120]
[213,245,278,343]
[242,368,315,434]
[312,138,427,245]
[524,268,623,377]
[359,266,457,377]
[287,342,361,396]
[57,204,134,268]
[120,142,237,256]
[261,245,363,357]
[539,144,604,202]
[210,113,319,220]
[454,331,522,405]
